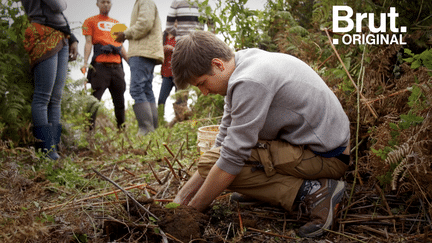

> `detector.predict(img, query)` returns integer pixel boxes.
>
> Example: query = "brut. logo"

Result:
[332,6,406,45]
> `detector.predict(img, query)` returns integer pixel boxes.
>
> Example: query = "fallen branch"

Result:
[246,227,295,240]
[91,168,169,243]
[375,184,396,232]
[323,228,367,243]
[148,163,163,185]
[339,214,423,224]
[237,203,244,235]
[165,232,185,243]
[364,88,409,105]
[42,183,148,211]
[357,225,389,238]
[54,198,173,210]
[317,53,334,70]
[91,168,159,220]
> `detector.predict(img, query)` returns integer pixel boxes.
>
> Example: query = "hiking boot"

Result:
[298,179,346,238]
[230,192,260,206]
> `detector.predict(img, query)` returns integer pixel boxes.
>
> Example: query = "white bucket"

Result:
[197,125,219,154]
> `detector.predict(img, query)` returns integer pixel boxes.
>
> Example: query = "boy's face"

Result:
[97,0,112,15]
[191,59,230,96]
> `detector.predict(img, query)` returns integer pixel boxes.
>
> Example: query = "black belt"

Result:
[335,154,350,165]
[96,62,122,68]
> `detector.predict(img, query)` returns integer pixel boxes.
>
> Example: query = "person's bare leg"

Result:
[173,171,205,205]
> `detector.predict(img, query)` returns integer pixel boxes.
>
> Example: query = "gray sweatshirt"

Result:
[215,48,350,175]
[20,0,68,29]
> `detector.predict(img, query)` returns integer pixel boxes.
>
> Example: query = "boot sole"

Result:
[300,180,346,237]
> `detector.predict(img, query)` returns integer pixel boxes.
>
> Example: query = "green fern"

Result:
[0,0,33,143]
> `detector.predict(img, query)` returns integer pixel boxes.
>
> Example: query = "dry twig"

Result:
[42,183,148,211]
[164,156,180,180]
[324,28,378,119]
[91,168,169,243]
[91,168,159,220]
[246,227,295,240]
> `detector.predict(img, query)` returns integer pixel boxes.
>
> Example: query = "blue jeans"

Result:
[32,44,69,126]
[158,76,176,105]
[129,56,156,104]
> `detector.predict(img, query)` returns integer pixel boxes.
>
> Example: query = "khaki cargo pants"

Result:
[197,140,349,212]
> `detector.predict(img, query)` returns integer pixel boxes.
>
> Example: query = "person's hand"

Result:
[114,32,126,43]
[69,41,78,61]
[80,63,88,74]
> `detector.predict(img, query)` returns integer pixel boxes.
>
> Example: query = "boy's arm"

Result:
[187,165,236,212]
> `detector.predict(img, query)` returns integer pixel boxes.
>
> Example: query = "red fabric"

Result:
[82,14,122,63]
[23,23,66,68]
[161,35,176,77]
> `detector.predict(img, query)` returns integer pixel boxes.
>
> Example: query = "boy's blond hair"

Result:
[171,30,234,90]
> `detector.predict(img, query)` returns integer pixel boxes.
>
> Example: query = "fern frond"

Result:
[312,0,333,28]
[385,143,410,165]
[389,139,432,190]
[289,26,309,37]
[391,157,408,190]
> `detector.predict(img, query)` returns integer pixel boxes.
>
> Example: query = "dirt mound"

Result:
[102,199,210,242]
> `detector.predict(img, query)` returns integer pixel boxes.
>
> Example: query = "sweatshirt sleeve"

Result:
[124,1,157,40]
[216,80,273,175]
[41,0,67,13]
[214,100,230,148]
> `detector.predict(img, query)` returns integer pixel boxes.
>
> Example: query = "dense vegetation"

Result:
[1,0,431,242]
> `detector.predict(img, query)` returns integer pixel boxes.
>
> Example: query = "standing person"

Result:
[166,0,205,36]
[171,31,351,238]
[157,26,177,126]
[165,0,211,123]
[114,0,163,136]
[82,0,129,130]
[21,0,79,160]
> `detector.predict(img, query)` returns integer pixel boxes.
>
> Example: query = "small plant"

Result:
[403,48,432,70]
[165,202,180,209]
[36,159,89,189]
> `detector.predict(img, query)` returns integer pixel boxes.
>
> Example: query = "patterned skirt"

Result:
[23,22,67,68]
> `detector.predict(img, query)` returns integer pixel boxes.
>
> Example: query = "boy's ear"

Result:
[211,58,225,71]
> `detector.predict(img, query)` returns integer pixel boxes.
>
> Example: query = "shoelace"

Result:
[297,199,312,220]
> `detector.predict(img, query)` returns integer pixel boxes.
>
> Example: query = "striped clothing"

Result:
[166,0,204,36]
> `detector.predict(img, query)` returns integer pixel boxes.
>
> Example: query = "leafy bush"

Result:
[196,0,278,51]
[0,0,33,144]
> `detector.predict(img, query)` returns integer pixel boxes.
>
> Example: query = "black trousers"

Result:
[89,63,126,129]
